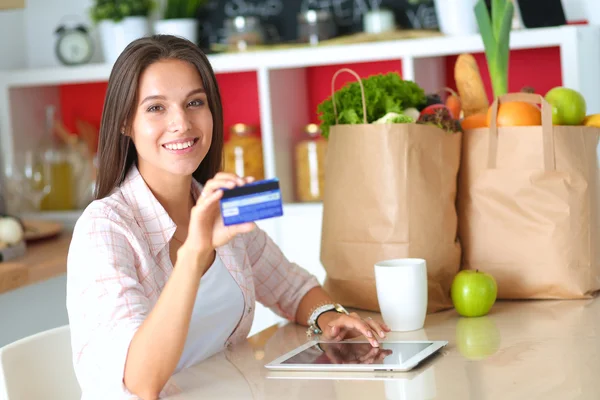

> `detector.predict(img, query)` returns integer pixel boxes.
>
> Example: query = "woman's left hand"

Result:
[317,312,391,347]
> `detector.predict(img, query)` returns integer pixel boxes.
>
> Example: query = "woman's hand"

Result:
[317,312,391,348]
[184,172,256,256]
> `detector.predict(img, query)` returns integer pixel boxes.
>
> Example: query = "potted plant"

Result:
[153,0,205,44]
[90,0,155,64]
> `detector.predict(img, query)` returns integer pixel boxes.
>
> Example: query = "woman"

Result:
[66,35,389,400]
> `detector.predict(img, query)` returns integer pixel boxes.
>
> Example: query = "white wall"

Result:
[23,0,103,69]
[567,0,588,21]
[0,9,26,70]
[0,0,591,70]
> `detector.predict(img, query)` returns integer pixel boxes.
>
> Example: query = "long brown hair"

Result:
[94,35,224,199]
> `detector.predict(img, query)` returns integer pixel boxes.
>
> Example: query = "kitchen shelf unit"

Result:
[2,25,600,206]
[2,24,600,335]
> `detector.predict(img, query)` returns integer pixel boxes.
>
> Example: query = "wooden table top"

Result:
[167,298,600,399]
[0,233,71,294]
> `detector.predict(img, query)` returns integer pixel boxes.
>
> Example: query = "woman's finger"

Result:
[320,324,338,340]
[214,172,246,184]
[190,192,221,224]
[194,189,223,210]
[365,317,387,339]
[201,172,253,195]
[332,333,345,342]
[329,316,379,347]
[328,324,339,337]
[320,324,344,342]
[200,175,257,203]
[329,325,348,342]
[201,179,237,197]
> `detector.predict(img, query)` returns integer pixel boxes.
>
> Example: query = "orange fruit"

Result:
[461,113,488,130]
[486,101,541,127]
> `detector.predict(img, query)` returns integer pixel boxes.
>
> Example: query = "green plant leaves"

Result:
[90,0,155,23]
[164,0,205,19]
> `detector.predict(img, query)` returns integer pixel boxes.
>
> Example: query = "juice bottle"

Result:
[295,123,327,202]
[223,123,264,180]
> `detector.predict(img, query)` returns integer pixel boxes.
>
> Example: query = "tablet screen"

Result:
[281,342,433,366]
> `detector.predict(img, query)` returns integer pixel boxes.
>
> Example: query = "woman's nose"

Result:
[168,107,192,133]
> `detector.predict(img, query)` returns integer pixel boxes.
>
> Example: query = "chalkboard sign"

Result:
[197,0,439,51]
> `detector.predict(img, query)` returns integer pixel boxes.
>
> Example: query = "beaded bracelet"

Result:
[306,303,350,338]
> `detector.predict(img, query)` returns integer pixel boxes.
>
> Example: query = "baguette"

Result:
[454,54,489,117]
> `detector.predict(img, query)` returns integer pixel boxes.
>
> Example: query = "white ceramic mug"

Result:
[433,0,479,36]
[374,258,428,332]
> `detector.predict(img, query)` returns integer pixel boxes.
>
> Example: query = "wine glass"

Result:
[4,150,52,213]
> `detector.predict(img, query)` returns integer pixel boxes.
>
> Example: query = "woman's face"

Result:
[130,58,213,180]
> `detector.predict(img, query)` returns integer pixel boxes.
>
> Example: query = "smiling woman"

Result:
[94,37,224,199]
[131,60,213,182]
[65,34,389,400]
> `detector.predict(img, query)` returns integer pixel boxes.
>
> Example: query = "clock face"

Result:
[57,31,93,65]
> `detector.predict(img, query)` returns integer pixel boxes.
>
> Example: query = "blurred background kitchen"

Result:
[0,0,598,347]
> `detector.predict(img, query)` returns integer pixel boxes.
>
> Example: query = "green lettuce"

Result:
[316,72,426,138]
[373,112,414,124]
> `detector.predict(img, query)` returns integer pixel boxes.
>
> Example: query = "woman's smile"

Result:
[162,137,200,154]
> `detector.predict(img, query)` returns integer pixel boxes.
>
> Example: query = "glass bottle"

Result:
[224,16,265,51]
[38,106,84,211]
[223,123,265,180]
[295,123,327,202]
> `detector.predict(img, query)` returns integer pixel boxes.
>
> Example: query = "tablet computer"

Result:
[265,340,447,372]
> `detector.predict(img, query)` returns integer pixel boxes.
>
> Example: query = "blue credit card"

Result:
[220,178,283,226]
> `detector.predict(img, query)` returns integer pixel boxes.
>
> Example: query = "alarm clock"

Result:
[55,24,94,66]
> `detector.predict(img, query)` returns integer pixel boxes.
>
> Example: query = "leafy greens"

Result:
[316,72,427,138]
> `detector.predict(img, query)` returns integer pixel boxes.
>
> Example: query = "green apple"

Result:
[451,269,497,317]
[545,87,587,125]
[455,316,501,360]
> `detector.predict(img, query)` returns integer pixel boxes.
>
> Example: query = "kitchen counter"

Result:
[166,298,600,399]
[0,233,72,295]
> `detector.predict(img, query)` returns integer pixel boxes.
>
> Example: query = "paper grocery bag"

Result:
[320,68,462,313]
[458,93,600,299]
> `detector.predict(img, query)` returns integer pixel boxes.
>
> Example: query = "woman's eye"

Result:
[188,99,205,107]
[147,105,164,113]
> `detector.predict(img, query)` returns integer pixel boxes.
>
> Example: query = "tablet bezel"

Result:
[264,340,448,372]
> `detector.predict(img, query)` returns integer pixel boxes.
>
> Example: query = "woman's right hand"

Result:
[184,172,256,259]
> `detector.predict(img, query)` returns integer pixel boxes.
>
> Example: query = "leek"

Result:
[474,0,514,98]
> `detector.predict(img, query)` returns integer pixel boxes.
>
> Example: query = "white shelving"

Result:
[1,25,594,87]
[2,24,600,334]
[1,25,600,180]
[1,25,599,203]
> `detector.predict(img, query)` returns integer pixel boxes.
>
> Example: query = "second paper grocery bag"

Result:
[458,93,600,299]
[319,69,462,313]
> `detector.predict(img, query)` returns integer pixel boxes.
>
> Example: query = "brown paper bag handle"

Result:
[331,68,368,125]
[488,93,556,171]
